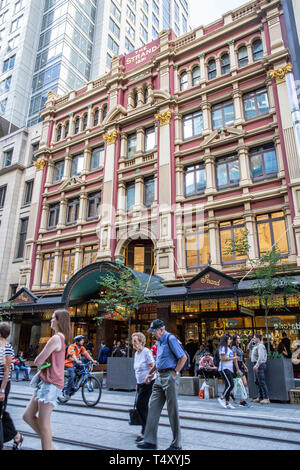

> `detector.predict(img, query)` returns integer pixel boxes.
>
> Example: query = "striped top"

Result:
[0,343,14,382]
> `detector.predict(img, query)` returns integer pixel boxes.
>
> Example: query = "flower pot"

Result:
[106,357,136,391]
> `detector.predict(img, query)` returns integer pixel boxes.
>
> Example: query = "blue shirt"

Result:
[156,331,185,370]
[98,346,110,364]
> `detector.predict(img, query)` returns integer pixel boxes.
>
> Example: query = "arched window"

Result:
[133,90,138,108]
[207,59,217,79]
[238,46,248,67]
[93,109,99,127]
[64,121,69,138]
[180,72,188,91]
[74,116,80,134]
[252,39,263,61]
[82,113,88,131]
[192,67,200,86]
[221,54,230,75]
[57,125,62,141]
[102,104,108,120]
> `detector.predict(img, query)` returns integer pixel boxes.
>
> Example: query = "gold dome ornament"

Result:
[103,130,118,145]
[268,63,293,84]
[155,109,172,126]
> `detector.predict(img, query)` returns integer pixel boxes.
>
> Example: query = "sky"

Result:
[188,0,250,29]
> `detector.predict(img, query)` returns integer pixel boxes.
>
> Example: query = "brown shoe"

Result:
[252,398,261,403]
[260,398,270,404]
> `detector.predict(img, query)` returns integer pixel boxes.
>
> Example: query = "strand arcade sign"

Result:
[123,39,160,72]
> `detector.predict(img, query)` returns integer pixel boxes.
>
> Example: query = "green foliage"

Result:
[268,351,284,359]
[0,301,14,322]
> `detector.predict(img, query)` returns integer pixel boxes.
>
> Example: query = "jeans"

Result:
[15,365,30,381]
[253,363,269,399]
[65,364,84,395]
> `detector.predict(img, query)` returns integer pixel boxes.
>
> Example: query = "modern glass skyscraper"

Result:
[0,0,191,128]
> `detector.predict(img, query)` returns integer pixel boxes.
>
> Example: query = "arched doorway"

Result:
[123,239,156,274]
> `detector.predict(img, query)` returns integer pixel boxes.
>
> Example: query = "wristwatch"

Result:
[175,371,180,377]
[0,389,5,393]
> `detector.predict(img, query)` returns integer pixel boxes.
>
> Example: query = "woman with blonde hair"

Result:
[132,332,155,443]
[23,309,72,450]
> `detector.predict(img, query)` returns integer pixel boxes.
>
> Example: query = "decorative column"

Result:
[32,248,43,289]
[39,200,49,234]
[74,241,83,273]
[228,40,237,72]
[136,128,144,155]
[204,154,215,194]
[45,158,54,186]
[202,98,211,136]
[175,163,184,201]
[137,87,144,106]
[117,181,126,217]
[83,147,92,174]
[244,209,257,262]
[238,145,252,187]
[174,66,179,93]
[247,43,253,65]
[57,195,67,229]
[199,53,206,84]
[134,176,144,214]
[216,57,221,77]
[120,133,127,160]
[273,135,285,179]
[63,152,72,181]
[78,191,88,225]
[232,86,244,126]
[187,69,192,88]
[207,217,221,269]
[174,112,182,145]
[51,247,62,288]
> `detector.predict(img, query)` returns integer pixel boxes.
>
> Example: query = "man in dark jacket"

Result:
[98,341,110,364]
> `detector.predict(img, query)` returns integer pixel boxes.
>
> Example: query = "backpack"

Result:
[167,334,191,374]
[213,349,220,369]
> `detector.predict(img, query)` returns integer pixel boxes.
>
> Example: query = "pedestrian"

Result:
[137,319,187,451]
[98,340,110,364]
[184,339,198,376]
[217,334,237,409]
[13,351,30,382]
[250,334,270,405]
[121,339,132,357]
[193,344,204,376]
[22,310,72,450]
[112,340,123,357]
[132,332,156,443]
[231,334,249,407]
[281,332,292,358]
[198,349,218,379]
[0,322,24,450]
[151,340,157,360]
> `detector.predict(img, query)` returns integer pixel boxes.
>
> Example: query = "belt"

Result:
[157,368,174,373]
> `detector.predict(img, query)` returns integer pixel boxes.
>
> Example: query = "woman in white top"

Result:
[132,332,155,443]
[217,334,238,410]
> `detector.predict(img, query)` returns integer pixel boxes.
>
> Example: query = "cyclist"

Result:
[64,335,97,399]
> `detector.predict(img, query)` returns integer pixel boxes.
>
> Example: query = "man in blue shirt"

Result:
[97,341,110,364]
[137,319,187,450]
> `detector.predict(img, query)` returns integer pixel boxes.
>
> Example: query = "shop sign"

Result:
[273,321,300,330]
[123,39,160,72]
[228,319,239,327]
[13,291,34,304]
[240,306,255,317]
[188,269,234,291]
[268,317,282,325]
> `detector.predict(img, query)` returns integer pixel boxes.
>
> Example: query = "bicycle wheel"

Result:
[81,375,102,407]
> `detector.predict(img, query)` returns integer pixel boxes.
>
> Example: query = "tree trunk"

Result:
[265,306,270,354]
[127,313,131,358]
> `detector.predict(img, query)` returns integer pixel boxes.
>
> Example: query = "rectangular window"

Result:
[0,98,7,114]
[87,192,101,220]
[143,0,149,12]
[183,111,203,139]
[30,141,39,164]
[60,249,75,284]
[142,11,148,27]
[53,160,64,183]
[152,12,159,28]
[0,185,6,208]
[212,100,235,130]
[110,1,121,21]
[82,244,98,267]
[91,146,104,170]
[256,212,288,258]
[108,35,119,55]
[140,24,148,41]
[144,176,155,207]
[125,37,134,52]
[71,154,84,177]
[126,182,135,211]
[16,217,28,259]
[66,198,79,225]
[127,133,136,159]
[126,6,136,24]
[41,253,55,286]
[24,180,34,205]
[220,219,246,265]
[152,26,158,39]
[186,226,209,268]
[47,203,60,229]
[185,164,206,197]
[243,88,269,120]
[249,143,277,181]
[145,127,155,151]
[3,149,13,168]
[0,75,12,94]
[216,155,240,189]
[10,15,23,33]
[109,17,120,39]
[126,20,135,40]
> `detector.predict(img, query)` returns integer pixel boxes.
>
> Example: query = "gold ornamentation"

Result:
[103,130,118,145]
[155,109,172,126]
[268,63,292,84]
[34,158,46,171]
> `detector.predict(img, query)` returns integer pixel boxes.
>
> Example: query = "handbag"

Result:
[128,393,143,426]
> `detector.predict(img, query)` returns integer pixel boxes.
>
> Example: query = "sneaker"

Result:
[218,397,227,409]
[252,398,261,403]
[166,445,182,450]
[226,403,235,409]
[260,398,270,404]
[239,401,250,407]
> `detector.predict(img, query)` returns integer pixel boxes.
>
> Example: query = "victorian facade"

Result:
[5,0,300,354]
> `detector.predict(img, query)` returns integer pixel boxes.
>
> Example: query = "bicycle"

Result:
[58,362,102,407]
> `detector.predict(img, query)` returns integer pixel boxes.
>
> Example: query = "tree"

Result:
[225,229,297,352]
[93,263,160,357]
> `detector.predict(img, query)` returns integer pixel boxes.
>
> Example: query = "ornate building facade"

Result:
[6,0,300,354]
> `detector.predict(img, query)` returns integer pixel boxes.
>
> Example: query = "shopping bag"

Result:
[233,376,247,400]
[128,394,143,426]
[200,380,210,399]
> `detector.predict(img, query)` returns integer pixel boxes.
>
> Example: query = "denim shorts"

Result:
[34,379,61,407]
